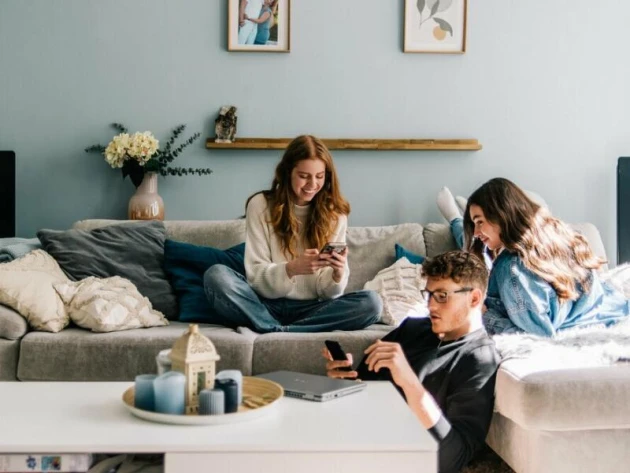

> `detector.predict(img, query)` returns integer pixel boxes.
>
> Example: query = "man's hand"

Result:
[321,347,358,380]
[286,249,329,278]
[364,340,419,391]
[318,247,348,283]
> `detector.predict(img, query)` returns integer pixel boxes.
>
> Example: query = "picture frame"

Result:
[403,0,467,54]
[228,0,291,52]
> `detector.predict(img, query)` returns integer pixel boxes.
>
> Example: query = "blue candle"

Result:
[134,374,157,412]
[216,369,243,405]
[215,378,239,413]
[154,371,186,415]
[199,388,225,415]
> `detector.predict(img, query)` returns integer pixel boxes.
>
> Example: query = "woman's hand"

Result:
[322,347,358,380]
[286,249,329,278]
[319,247,348,283]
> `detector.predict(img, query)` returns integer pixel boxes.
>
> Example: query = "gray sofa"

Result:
[0,219,625,473]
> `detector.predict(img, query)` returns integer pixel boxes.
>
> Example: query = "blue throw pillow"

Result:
[164,239,245,323]
[394,244,425,265]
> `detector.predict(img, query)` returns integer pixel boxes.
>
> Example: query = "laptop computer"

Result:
[256,370,367,402]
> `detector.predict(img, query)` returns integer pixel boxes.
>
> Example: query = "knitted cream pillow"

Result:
[0,249,70,332]
[364,257,429,326]
[54,276,169,333]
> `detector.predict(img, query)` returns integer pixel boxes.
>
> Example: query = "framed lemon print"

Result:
[404,0,467,54]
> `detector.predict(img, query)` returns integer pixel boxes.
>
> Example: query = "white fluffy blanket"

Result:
[493,318,630,367]
[493,264,630,368]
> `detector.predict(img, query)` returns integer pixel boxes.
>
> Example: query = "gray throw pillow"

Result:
[37,220,178,320]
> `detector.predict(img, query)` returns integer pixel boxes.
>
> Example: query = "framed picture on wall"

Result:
[228,0,291,52]
[404,0,467,54]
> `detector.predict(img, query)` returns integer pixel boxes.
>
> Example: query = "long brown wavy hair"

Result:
[246,135,350,258]
[462,178,605,303]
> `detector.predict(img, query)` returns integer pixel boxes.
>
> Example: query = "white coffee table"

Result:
[0,381,437,473]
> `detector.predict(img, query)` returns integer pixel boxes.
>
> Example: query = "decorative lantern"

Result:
[169,324,221,414]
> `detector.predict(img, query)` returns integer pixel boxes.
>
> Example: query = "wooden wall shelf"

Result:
[205,138,482,151]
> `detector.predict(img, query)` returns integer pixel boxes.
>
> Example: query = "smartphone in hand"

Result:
[320,242,347,255]
[324,340,352,371]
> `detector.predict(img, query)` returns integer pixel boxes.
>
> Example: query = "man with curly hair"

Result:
[324,251,500,473]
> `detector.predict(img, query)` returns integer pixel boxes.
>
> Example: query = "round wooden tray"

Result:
[122,376,284,425]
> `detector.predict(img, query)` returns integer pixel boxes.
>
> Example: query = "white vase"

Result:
[128,172,165,221]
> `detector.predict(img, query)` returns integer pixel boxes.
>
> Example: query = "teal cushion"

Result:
[164,240,245,322]
[395,243,425,265]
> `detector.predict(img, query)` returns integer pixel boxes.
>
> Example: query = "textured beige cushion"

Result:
[364,257,428,325]
[54,276,169,333]
[0,303,29,340]
[0,250,70,332]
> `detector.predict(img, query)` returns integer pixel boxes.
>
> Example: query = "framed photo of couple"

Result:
[404,0,468,54]
[228,0,291,52]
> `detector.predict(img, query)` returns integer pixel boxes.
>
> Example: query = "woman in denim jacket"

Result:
[439,178,629,337]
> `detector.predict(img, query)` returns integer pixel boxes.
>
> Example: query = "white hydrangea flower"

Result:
[103,131,159,168]
[128,131,159,164]
[104,133,131,168]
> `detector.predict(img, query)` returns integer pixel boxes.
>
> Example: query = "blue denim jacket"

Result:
[483,251,630,337]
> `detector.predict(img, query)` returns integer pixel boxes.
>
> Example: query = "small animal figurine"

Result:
[214,106,238,143]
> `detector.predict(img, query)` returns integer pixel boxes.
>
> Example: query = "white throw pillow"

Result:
[364,257,429,326]
[54,276,169,333]
[0,250,70,332]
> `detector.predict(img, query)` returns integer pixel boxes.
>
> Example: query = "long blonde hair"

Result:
[463,178,605,303]
[247,135,350,257]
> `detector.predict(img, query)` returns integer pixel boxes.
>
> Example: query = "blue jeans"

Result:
[450,217,465,249]
[203,265,382,333]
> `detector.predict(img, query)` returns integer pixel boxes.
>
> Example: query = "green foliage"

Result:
[85,123,212,187]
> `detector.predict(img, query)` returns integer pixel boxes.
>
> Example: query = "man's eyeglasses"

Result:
[420,288,473,304]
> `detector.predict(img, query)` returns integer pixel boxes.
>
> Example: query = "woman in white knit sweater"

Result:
[203,135,382,333]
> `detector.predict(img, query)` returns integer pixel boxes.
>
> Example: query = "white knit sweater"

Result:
[244,193,349,300]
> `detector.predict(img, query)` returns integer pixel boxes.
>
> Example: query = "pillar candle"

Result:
[215,378,239,413]
[154,371,186,415]
[199,388,225,415]
[134,374,157,412]
[216,369,243,405]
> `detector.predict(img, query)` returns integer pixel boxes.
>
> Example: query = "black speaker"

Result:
[0,151,16,238]
[617,157,630,264]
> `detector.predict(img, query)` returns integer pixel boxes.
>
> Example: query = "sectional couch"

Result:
[0,218,626,473]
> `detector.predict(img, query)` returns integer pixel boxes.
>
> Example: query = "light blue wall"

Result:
[1,0,629,260]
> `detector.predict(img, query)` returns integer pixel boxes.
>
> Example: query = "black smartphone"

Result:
[320,242,347,254]
[324,340,352,371]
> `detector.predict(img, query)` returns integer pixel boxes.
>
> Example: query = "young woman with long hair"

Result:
[439,178,629,336]
[203,135,382,333]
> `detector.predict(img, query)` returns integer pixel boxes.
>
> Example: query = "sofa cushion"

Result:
[423,223,459,257]
[0,339,20,381]
[346,224,425,292]
[17,322,256,381]
[247,325,391,375]
[495,359,630,430]
[38,220,178,320]
[0,250,70,332]
[0,303,28,340]
[54,276,169,333]
[164,240,245,322]
[73,219,247,249]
